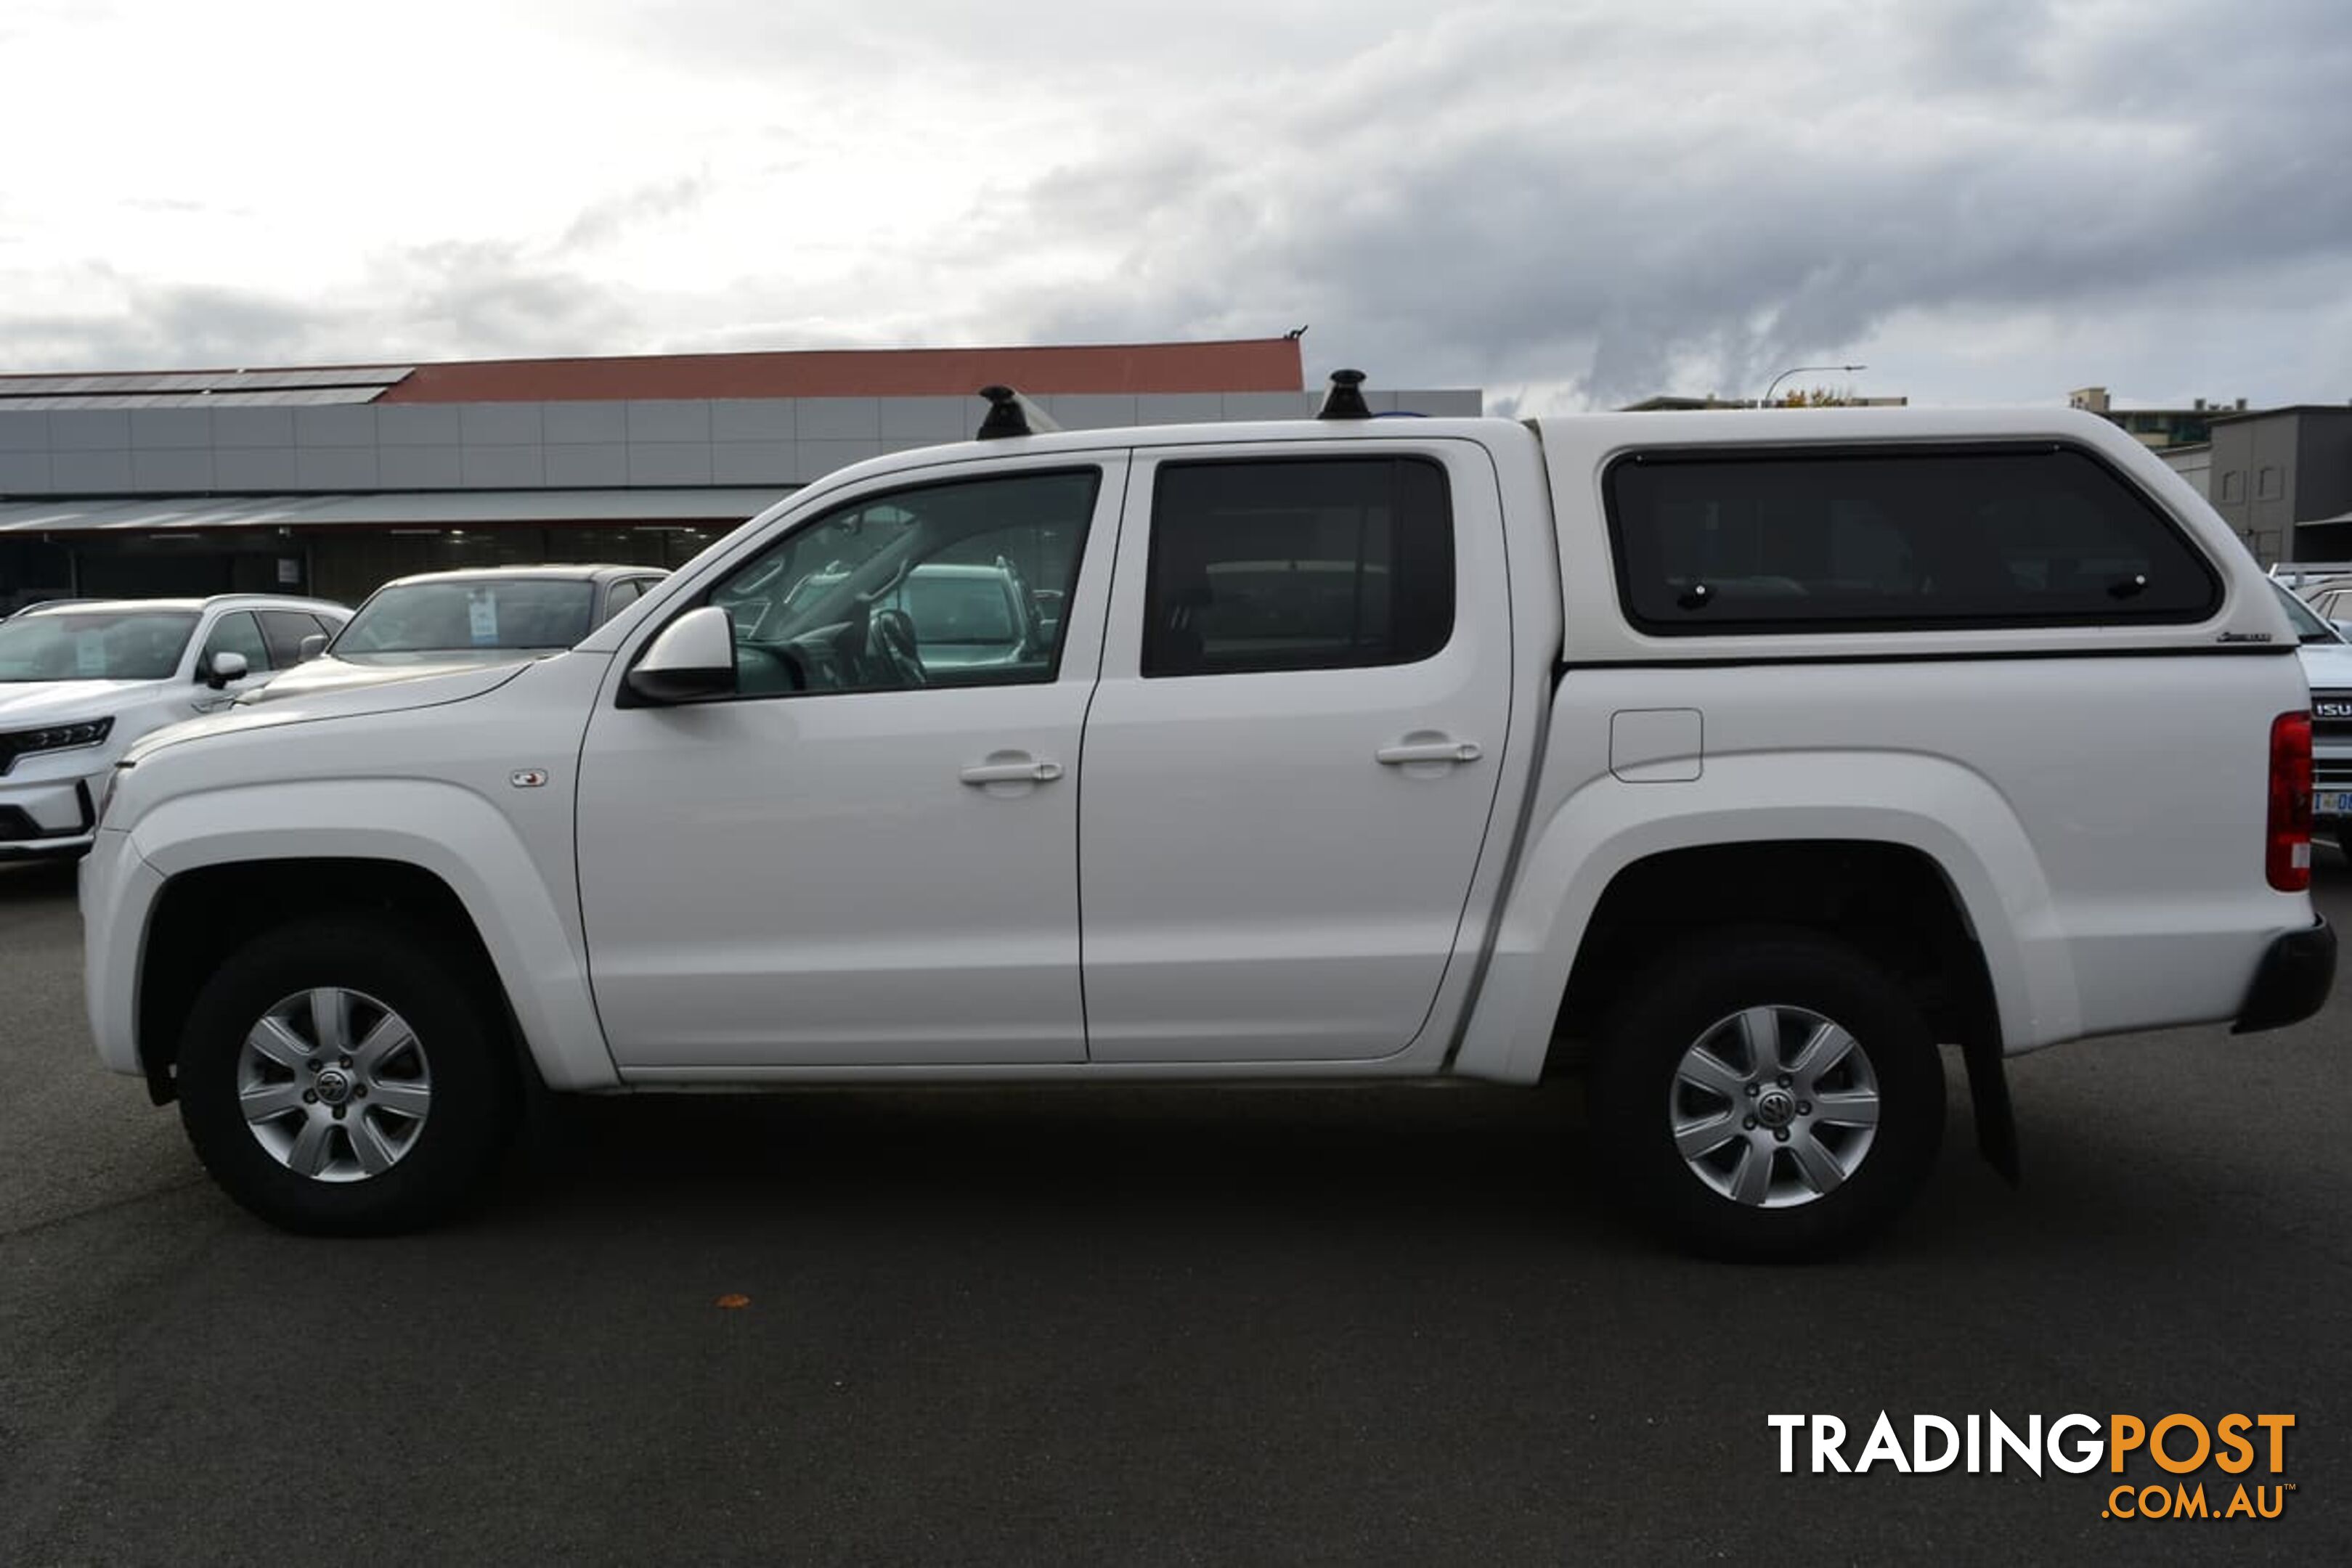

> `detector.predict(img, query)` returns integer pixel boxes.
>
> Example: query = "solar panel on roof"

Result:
[0,366,413,401]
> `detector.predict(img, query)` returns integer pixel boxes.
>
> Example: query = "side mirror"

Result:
[298,633,328,662]
[204,650,249,690]
[1031,589,1064,637]
[2334,620,2352,642]
[623,605,737,705]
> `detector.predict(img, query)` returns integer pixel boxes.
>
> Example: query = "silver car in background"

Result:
[251,564,669,703]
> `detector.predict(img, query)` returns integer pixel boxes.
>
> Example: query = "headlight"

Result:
[0,716,115,775]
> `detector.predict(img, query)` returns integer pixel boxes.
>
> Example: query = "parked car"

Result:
[875,560,1051,673]
[0,594,346,857]
[2291,575,2352,637]
[2273,582,2352,846]
[248,565,668,704]
[84,391,2332,1256]
[2270,562,2352,592]
[0,595,94,622]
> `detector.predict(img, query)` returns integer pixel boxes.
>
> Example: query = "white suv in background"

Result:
[0,595,347,857]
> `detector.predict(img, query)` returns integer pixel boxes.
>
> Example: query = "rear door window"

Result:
[198,611,273,674]
[259,611,327,666]
[1606,445,2220,634]
[1142,457,1454,677]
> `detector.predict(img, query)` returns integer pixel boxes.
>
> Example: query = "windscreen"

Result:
[0,611,198,682]
[335,580,597,654]
[2273,582,2343,644]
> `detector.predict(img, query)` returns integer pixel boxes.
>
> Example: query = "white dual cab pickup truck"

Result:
[82,382,2336,1257]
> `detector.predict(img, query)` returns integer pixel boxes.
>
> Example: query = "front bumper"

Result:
[0,769,99,857]
[2232,918,2337,1034]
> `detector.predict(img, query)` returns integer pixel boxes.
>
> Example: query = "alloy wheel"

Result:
[1667,1004,1881,1209]
[235,988,433,1183]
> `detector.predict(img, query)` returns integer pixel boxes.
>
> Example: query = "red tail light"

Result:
[2268,711,2313,892]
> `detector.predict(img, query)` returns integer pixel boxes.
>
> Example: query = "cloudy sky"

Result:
[2,0,2347,412]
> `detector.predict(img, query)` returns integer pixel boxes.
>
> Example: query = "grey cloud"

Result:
[0,280,321,372]
[0,245,644,372]
[560,175,711,252]
[949,0,2352,406]
[7,0,2348,409]
[368,241,641,359]
[604,0,1440,83]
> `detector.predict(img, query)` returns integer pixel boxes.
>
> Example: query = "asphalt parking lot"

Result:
[2,857,2345,1565]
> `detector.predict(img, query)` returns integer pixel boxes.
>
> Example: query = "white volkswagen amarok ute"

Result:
[81,384,2335,1257]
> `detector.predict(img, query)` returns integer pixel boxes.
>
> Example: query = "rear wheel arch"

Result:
[1547,839,2000,1074]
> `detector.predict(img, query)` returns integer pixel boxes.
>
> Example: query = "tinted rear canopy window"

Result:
[1606,445,2220,633]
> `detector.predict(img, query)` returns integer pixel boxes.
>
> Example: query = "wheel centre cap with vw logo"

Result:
[1756,1087,1798,1128]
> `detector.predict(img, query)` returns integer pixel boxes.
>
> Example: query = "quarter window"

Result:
[599,579,646,624]
[1141,457,1454,677]
[1606,446,2220,633]
[705,468,1097,697]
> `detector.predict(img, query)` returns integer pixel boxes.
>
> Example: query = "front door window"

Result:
[707,469,1098,695]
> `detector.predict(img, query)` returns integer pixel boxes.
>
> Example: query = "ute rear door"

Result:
[1077,438,1516,1064]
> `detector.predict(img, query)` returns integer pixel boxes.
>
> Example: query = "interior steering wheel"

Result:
[868,606,927,687]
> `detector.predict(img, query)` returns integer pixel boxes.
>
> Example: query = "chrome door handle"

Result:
[960,758,1065,785]
[1376,738,1483,766]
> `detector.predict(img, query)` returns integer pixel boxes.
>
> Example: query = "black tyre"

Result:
[176,915,518,1235]
[1589,929,1945,1261]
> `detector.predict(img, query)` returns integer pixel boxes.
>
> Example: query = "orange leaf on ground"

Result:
[716,1294,752,1309]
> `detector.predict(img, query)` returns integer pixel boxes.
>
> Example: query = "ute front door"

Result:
[576,456,1125,1070]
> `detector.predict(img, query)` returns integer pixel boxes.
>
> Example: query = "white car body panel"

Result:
[575,452,1130,1069]
[1451,655,2305,1082]
[1078,436,1518,1063]
[87,657,621,1090]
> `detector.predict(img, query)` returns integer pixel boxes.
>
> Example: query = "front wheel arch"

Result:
[138,858,533,1105]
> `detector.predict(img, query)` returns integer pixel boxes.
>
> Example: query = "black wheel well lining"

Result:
[137,857,524,1104]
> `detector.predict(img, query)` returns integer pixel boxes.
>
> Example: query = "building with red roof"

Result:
[0,338,1478,608]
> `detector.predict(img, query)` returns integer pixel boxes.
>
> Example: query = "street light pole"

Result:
[1760,363,1868,407]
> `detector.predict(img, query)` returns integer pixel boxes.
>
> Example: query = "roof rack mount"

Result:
[974,385,1063,440]
[1317,368,1372,420]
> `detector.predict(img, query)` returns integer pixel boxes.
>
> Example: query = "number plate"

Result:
[2317,791,2352,817]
